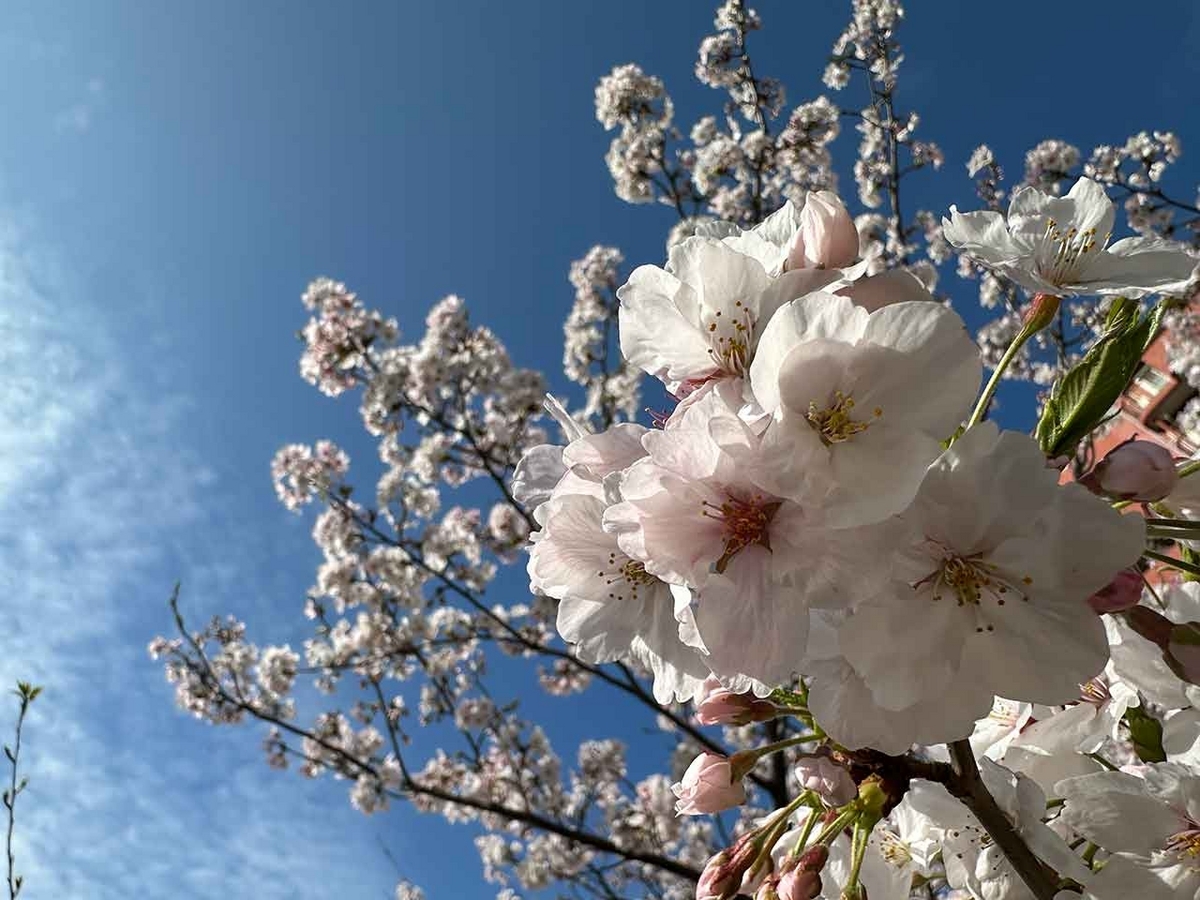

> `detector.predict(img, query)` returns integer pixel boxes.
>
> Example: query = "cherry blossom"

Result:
[1059,763,1200,900]
[944,176,1196,298]
[617,235,844,400]
[140,5,1200,900]
[747,288,981,525]
[603,389,875,689]
[832,424,1144,742]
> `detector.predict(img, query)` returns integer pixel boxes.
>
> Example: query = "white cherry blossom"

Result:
[910,761,1090,899]
[1058,763,1200,900]
[528,423,709,704]
[617,235,845,400]
[603,390,876,689]
[944,176,1196,298]
[835,424,1145,736]
[825,797,940,900]
[748,289,981,525]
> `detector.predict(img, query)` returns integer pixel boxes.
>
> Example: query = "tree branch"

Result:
[944,741,1061,900]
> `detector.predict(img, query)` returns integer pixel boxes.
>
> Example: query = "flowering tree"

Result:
[151,2,1200,899]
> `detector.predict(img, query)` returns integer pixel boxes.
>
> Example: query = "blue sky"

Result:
[1,1,1198,897]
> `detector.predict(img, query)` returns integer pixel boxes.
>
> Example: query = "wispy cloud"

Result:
[0,216,392,898]
[53,77,104,133]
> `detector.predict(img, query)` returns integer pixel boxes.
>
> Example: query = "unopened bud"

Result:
[698,836,759,900]
[754,875,781,900]
[795,843,829,873]
[1022,292,1061,334]
[796,756,857,806]
[777,869,823,900]
[786,191,859,271]
[1086,440,1178,502]
[698,849,738,900]
[696,676,780,726]
[1088,569,1144,614]
[674,752,747,815]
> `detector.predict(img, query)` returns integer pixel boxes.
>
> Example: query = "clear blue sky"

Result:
[0,2,1197,897]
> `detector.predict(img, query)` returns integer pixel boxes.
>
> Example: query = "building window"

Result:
[1128,363,1171,409]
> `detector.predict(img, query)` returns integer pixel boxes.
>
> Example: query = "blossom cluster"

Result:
[517,176,1200,898]
[147,3,1200,900]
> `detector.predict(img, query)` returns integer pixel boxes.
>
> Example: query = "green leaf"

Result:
[1035,298,1171,459]
[1123,705,1167,763]
[1181,546,1200,583]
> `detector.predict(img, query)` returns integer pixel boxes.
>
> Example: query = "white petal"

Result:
[1057,770,1180,853]
[1077,237,1197,298]
[943,207,1027,264]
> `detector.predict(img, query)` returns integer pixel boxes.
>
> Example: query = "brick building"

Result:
[1088,319,1198,462]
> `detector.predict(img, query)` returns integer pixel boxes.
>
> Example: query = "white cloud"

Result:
[0,217,392,897]
[53,78,103,133]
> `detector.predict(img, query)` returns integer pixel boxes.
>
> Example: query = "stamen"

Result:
[645,407,672,429]
[1166,826,1200,859]
[704,301,756,378]
[1079,677,1111,707]
[701,493,782,573]
[878,829,912,867]
[596,552,658,602]
[1037,217,1110,285]
[914,541,1033,624]
[806,391,881,445]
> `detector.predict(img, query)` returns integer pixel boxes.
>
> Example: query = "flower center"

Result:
[1166,826,1200,862]
[702,492,782,574]
[915,543,1034,633]
[1079,677,1111,708]
[597,553,658,602]
[704,301,755,378]
[878,829,912,867]
[806,391,881,445]
[1036,218,1110,285]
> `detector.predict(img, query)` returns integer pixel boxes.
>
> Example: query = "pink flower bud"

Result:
[786,191,859,270]
[777,869,823,900]
[696,676,779,726]
[753,875,781,900]
[672,752,748,815]
[1087,569,1144,614]
[1088,440,1178,502]
[698,840,758,900]
[795,843,829,873]
[795,756,857,806]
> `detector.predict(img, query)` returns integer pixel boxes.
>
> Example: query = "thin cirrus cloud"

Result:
[0,218,390,897]
[52,77,104,134]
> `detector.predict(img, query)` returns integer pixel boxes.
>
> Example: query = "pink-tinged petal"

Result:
[671,752,746,815]
[617,263,713,388]
[788,190,859,270]
[562,422,649,476]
